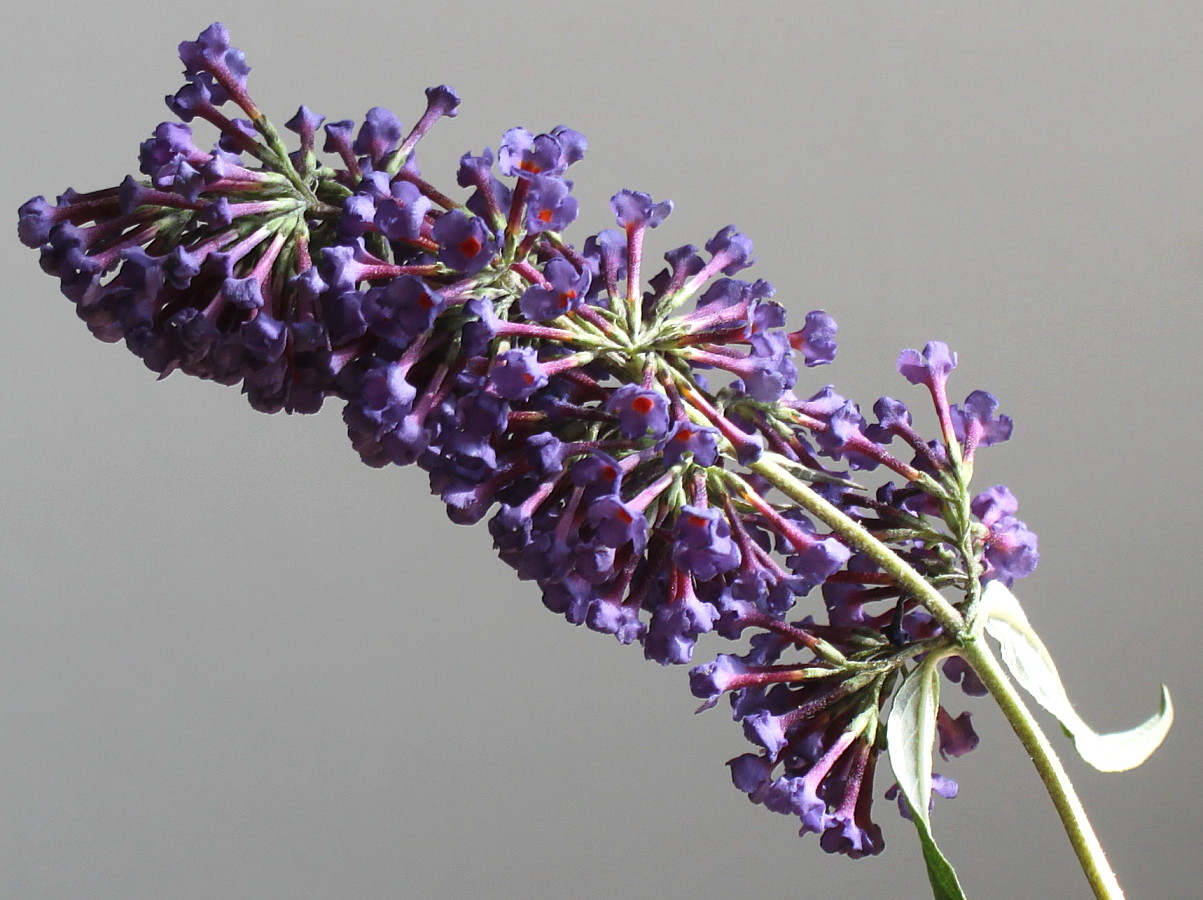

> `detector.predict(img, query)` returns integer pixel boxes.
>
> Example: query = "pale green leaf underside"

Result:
[980,580,1173,773]
[887,649,965,899]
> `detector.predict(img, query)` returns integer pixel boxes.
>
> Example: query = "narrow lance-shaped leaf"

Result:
[979,580,1173,772]
[887,650,967,900]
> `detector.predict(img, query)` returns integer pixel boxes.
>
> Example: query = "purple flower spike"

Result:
[689,654,751,706]
[17,196,58,247]
[550,126,587,166]
[285,106,325,143]
[374,180,433,242]
[898,341,958,388]
[362,275,443,344]
[742,710,789,758]
[177,23,253,113]
[178,23,250,84]
[970,485,1019,527]
[611,189,673,230]
[605,384,670,439]
[586,495,649,552]
[729,753,774,795]
[982,515,1039,585]
[942,656,989,697]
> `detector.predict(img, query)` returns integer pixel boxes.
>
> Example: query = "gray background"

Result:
[2,2,1200,898]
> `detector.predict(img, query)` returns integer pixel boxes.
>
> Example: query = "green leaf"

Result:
[979,580,1174,772]
[887,651,944,829]
[911,812,969,900]
[887,651,967,900]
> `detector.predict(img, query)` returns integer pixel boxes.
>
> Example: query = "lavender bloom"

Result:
[19,22,1057,868]
[353,107,404,166]
[519,257,590,321]
[525,175,579,234]
[951,389,1014,457]
[432,210,498,275]
[488,348,548,400]
[612,189,673,229]
[789,310,838,366]
[660,421,720,467]
[605,384,670,439]
[898,340,958,389]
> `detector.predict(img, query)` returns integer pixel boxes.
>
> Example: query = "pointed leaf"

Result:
[886,651,949,829]
[911,811,969,900]
[888,651,966,900]
[980,580,1173,772]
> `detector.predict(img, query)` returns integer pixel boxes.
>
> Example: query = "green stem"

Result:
[747,455,965,634]
[958,638,1125,900]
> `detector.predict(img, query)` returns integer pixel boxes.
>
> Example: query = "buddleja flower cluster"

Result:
[20,24,1039,859]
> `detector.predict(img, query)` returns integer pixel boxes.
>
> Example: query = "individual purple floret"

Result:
[612,189,673,230]
[605,384,670,439]
[432,210,499,275]
[898,340,958,389]
[951,389,1014,461]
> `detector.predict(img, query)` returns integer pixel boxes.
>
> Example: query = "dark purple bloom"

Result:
[498,126,583,178]
[943,656,989,697]
[982,515,1039,585]
[586,598,644,645]
[742,332,798,402]
[971,485,1019,527]
[644,589,719,665]
[729,753,775,795]
[660,421,720,467]
[951,390,1013,455]
[353,362,417,430]
[586,495,649,552]
[362,275,443,344]
[788,310,838,366]
[323,119,355,156]
[689,654,751,707]
[353,107,404,165]
[488,347,547,400]
[605,384,670,439]
[673,506,741,580]
[241,313,288,363]
[432,210,498,275]
[519,257,590,321]
[611,189,673,229]
[898,341,957,389]
[284,105,325,144]
[424,85,461,119]
[705,225,756,274]
[374,180,433,241]
[937,707,980,759]
[525,175,578,234]
[178,23,251,90]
